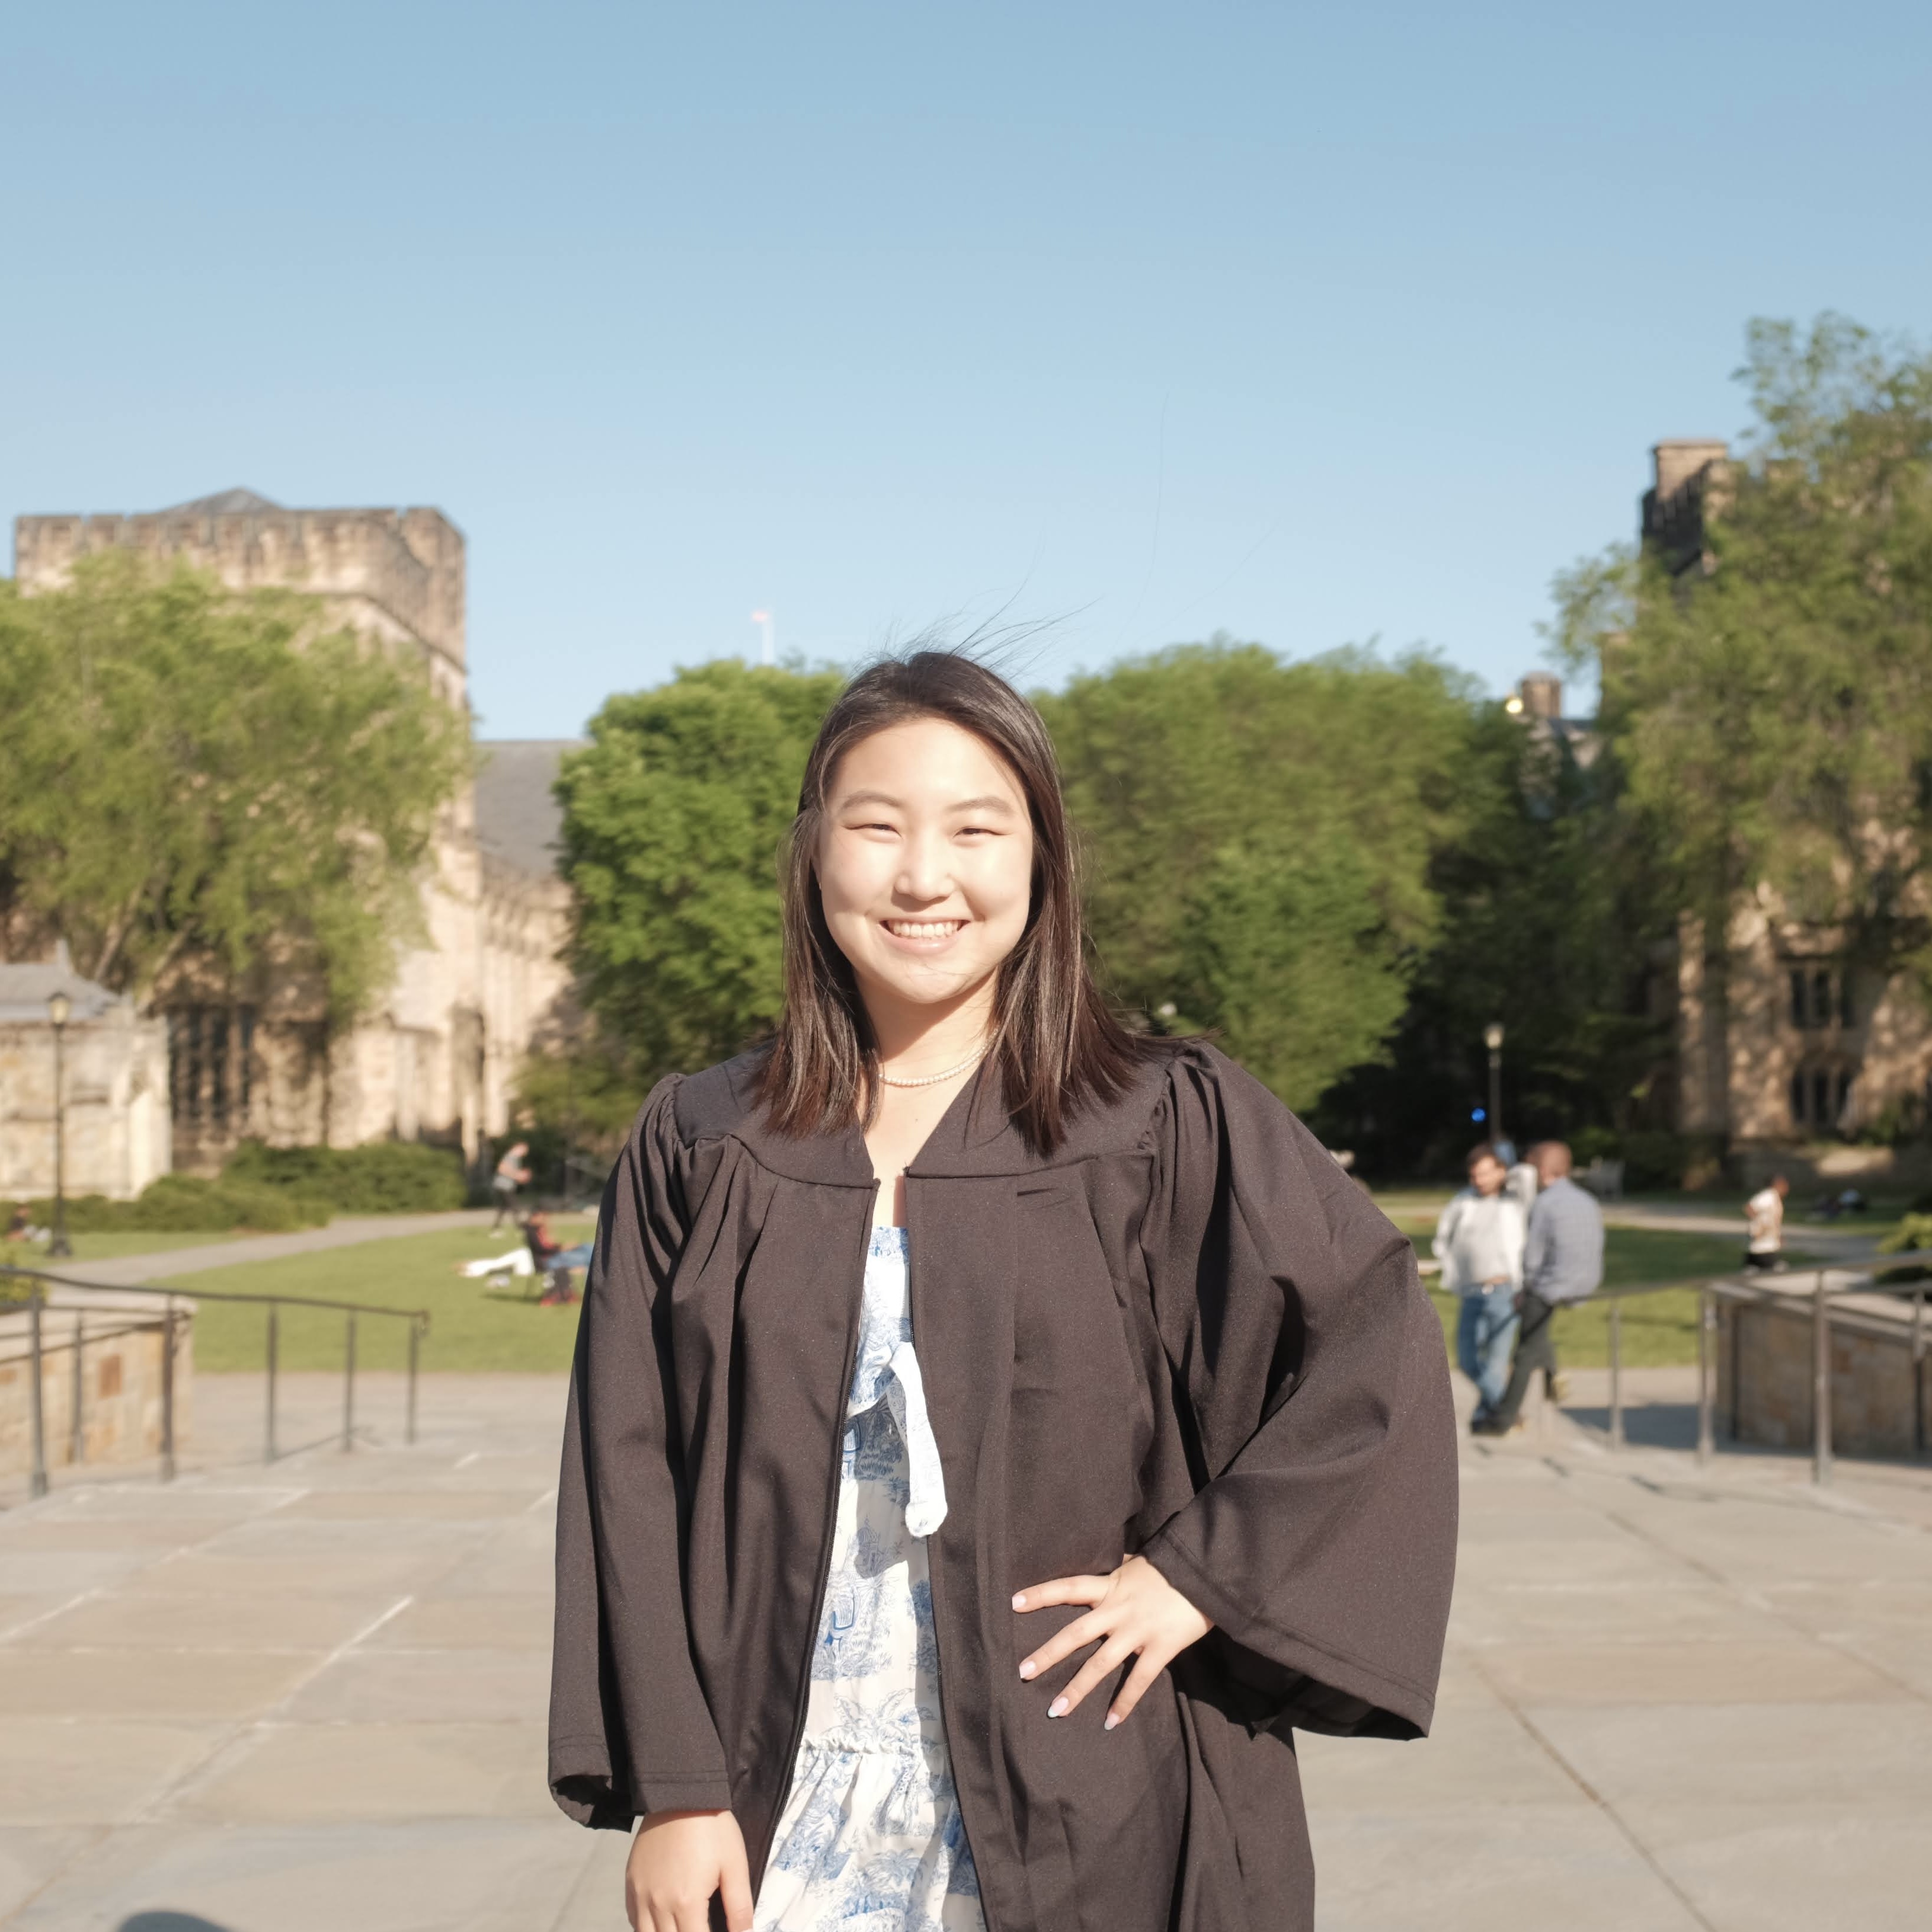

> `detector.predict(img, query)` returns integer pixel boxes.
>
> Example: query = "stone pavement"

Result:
[0,1371,1928,1932]
[49,1212,500,1290]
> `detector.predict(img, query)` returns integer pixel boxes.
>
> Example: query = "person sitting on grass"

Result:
[527,1209,594,1306]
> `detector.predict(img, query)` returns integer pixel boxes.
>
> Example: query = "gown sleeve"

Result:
[1139,1046,1458,1741]
[549,1076,735,1826]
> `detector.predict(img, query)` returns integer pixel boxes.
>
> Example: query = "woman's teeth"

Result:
[885,920,964,939]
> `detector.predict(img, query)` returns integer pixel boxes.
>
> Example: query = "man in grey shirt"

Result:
[1472,1140,1604,1436]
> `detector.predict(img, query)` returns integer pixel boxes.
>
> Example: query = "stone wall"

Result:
[1671,893,1932,1154]
[1721,1284,1928,1460]
[0,1008,171,1201]
[0,1290,191,1475]
[14,494,466,703]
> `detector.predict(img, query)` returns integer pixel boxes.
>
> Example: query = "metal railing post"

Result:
[1608,1299,1624,1451]
[264,1304,279,1464]
[1914,1287,1925,1457]
[159,1298,177,1483]
[1812,1269,1831,1487]
[342,1313,356,1451]
[1697,1288,1715,1466]
[69,1310,85,1466]
[28,1287,49,1500]
[406,1317,421,1446]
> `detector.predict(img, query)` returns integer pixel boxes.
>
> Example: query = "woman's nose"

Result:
[895,831,952,902]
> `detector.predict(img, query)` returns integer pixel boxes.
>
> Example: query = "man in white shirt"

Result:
[1434,1143,1528,1428]
[1744,1175,1789,1272]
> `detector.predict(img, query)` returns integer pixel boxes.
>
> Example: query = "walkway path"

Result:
[0,1371,1927,1930]
[51,1211,499,1288]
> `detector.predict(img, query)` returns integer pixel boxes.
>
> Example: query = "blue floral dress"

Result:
[756,1227,984,1931]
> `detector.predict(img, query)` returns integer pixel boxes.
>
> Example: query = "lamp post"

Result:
[47,989,72,1259]
[1483,1021,1504,1152]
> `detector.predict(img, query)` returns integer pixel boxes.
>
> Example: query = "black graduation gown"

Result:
[549,1041,1457,1932]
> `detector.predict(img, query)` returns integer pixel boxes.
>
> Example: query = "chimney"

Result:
[1518,671,1562,720]
[1653,439,1729,503]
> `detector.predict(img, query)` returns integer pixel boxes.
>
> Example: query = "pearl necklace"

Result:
[877,1044,990,1089]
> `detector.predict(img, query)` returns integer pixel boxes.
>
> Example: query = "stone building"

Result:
[0,946,171,1200]
[11,491,580,1172]
[1641,443,1932,1176]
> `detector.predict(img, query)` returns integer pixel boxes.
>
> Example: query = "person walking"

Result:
[1472,1141,1604,1437]
[490,1140,532,1229]
[1434,1143,1527,1428]
[1744,1174,1789,1272]
[549,653,1458,1932]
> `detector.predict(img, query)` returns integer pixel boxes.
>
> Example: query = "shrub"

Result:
[1879,1213,1932,1256]
[133,1175,326,1231]
[5,1176,329,1234]
[222,1140,467,1214]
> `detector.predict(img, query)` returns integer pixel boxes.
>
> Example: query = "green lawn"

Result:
[173,1220,596,1374]
[157,1207,1845,1378]
[6,1229,248,1265]
[1401,1222,1809,1367]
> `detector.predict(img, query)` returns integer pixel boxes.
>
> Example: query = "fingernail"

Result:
[1012,1594,1026,1608]
[1018,1661,1035,1679]
[1104,1713,1120,1731]
[1048,1696,1068,1718]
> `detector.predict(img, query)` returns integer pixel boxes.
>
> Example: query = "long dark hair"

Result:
[757,651,1145,1153]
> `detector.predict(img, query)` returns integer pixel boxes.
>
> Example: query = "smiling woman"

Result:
[760,652,1144,1164]
[551,652,1459,1932]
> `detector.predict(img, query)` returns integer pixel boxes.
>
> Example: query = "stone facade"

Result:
[0,949,171,1201]
[11,491,578,1168]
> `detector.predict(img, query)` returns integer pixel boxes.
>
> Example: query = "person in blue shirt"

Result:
[1472,1141,1604,1437]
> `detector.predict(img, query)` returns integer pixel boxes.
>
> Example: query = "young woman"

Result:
[550,654,1457,1932]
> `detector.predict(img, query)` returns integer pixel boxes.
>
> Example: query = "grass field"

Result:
[174,1220,597,1374]
[162,1205,1792,1376]
[4,1230,247,1265]
[1394,1220,1796,1367]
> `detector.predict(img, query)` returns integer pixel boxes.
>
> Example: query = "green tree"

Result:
[0,554,469,1023]
[1038,641,1478,1109]
[1311,705,1671,1175]
[1552,314,1932,990]
[559,660,844,1082]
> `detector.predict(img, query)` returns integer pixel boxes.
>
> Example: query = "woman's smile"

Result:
[881,917,968,949]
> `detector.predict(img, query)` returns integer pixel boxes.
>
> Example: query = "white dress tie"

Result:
[849,1227,949,1537]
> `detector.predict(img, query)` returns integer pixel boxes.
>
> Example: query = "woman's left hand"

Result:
[1013,1554,1214,1729]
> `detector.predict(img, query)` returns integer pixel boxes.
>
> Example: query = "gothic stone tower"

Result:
[12,490,574,1170]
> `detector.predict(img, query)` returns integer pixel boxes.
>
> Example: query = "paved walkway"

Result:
[1,1372,1927,1931]
[47,1212,500,1290]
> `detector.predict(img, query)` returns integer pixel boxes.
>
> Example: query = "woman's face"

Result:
[817,716,1035,1019]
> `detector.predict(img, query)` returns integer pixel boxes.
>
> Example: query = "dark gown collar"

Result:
[702,1047,1171,1186]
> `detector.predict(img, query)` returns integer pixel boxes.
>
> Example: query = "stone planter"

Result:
[1720,1275,1928,1460]
[0,1288,193,1475]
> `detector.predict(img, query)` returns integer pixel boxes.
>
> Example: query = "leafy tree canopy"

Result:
[0,554,469,1023]
[1038,641,1480,1109]
[1550,314,1932,986]
[558,659,845,1082]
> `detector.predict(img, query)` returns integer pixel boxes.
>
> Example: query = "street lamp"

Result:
[46,989,72,1259]
[1483,1021,1504,1151]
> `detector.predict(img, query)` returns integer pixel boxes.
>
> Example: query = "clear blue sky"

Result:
[7,2,1930,736]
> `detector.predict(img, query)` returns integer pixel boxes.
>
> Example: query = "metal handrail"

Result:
[1578,1250,1931,1485]
[2,1262,430,1501]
